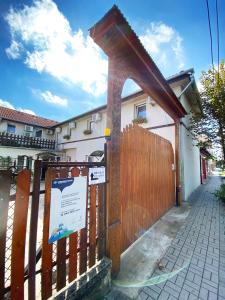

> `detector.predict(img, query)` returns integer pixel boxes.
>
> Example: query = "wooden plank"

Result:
[41,169,56,300]
[11,170,31,300]
[0,171,11,299]
[68,167,80,282]
[56,168,68,291]
[79,168,88,275]
[98,184,106,260]
[89,185,97,268]
[28,160,42,300]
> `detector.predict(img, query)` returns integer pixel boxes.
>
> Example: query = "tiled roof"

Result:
[0,106,58,128]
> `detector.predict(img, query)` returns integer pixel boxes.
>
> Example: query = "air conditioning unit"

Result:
[69,121,76,129]
[56,127,62,133]
[24,125,33,132]
[46,129,54,135]
[91,113,102,122]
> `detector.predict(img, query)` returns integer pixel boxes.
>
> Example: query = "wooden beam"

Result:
[106,58,125,274]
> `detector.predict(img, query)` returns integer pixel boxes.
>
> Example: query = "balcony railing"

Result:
[0,132,55,150]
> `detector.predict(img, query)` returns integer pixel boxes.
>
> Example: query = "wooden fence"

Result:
[0,161,106,299]
[120,125,175,252]
[0,132,55,150]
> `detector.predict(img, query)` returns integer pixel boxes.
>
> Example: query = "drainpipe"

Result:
[177,76,194,99]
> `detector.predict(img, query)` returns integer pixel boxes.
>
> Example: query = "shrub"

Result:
[132,117,148,124]
[214,184,225,202]
[83,129,92,135]
[63,134,70,140]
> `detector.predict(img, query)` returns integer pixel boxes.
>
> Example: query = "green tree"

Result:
[190,61,225,163]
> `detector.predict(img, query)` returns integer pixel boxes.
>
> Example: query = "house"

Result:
[52,68,202,201]
[0,106,58,170]
[0,68,203,201]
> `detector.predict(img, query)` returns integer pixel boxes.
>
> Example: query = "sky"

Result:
[0,0,224,122]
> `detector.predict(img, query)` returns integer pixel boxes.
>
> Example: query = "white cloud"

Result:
[5,40,23,59]
[140,22,185,74]
[18,108,36,115]
[0,99,15,109]
[40,90,68,106]
[5,0,107,96]
[0,98,36,115]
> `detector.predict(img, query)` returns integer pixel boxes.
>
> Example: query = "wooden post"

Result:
[106,57,125,274]
[175,121,182,206]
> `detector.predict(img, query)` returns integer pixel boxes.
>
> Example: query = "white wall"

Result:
[179,93,201,200]
[60,138,105,162]
[180,125,201,200]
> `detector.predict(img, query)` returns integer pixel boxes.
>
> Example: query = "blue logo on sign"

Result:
[52,177,74,192]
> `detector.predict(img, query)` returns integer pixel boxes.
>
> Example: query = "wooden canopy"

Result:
[90,5,186,120]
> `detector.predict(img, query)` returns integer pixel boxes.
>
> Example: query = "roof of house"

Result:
[52,68,199,128]
[167,68,194,84]
[0,106,58,128]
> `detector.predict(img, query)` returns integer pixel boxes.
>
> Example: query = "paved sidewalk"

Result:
[137,176,225,300]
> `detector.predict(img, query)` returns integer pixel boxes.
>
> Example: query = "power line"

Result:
[215,0,220,74]
[205,0,214,71]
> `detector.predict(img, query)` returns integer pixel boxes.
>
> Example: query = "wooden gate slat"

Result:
[68,167,80,282]
[41,169,56,300]
[98,184,106,260]
[28,160,42,300]
[0,171,11,299]
[89,185,97,268]
[56,168,68,291]
[11,170,31,300]
[79,168,88,275]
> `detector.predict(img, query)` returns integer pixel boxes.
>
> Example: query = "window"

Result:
[36,130,42,138]
[7,124,16,134]
[135,103,146,118]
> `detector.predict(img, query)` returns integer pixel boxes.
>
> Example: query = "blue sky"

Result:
[0,0,224,121]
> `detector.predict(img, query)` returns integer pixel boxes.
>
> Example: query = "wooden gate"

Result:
[0,160,106,299]
[120,125,175,252]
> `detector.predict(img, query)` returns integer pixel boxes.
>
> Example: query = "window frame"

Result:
[7,123,16,134]
[35,129,42,138]
[135,103,147,119]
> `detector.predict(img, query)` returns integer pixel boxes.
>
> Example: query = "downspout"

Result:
[177,76,194,100]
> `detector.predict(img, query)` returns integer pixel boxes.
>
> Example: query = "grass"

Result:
[214,183,225,202]
[219,170,225,176]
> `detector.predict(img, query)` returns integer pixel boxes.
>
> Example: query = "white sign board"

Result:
[48,176,87,244]
[89,167,106,185]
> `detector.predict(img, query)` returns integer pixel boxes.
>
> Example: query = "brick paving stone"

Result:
[137,177,225,300]
[158,291,170,300]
